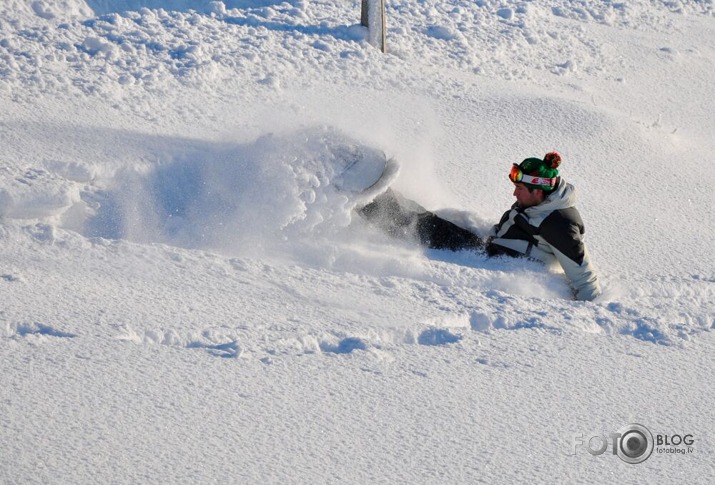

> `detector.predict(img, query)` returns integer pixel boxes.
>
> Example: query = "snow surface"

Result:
[1,0,714,482]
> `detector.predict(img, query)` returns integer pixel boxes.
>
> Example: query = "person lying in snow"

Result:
[358,152,601,301]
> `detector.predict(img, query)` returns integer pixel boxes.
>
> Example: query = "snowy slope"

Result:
[1,0,714,483]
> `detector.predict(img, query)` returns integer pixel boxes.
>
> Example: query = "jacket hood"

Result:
[525,179,576,216]
[520,179,577,227]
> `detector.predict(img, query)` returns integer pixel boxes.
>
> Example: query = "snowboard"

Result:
[330,145,401,208]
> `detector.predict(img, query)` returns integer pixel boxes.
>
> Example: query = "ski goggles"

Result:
[509,164,557,187]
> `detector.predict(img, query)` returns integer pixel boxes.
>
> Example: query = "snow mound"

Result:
[0,166,81,220]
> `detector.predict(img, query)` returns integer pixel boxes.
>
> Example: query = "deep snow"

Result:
[1,0,714,483]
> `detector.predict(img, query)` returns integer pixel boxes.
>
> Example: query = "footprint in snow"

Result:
[320,337,368,354]
[11,323,77,339]
[186,340,241,359]
[417,328,462,346]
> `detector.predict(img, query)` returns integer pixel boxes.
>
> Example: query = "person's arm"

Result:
[550,244,601,301]
[538,211,601,301]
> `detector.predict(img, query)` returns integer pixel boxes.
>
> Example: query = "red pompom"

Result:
[544,152,561,169]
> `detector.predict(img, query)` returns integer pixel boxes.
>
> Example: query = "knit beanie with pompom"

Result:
[516,152,561,192]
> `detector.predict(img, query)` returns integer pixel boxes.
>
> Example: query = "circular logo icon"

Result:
[616,423,654,464]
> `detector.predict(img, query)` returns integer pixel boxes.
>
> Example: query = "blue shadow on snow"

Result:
[417,328,462,346]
